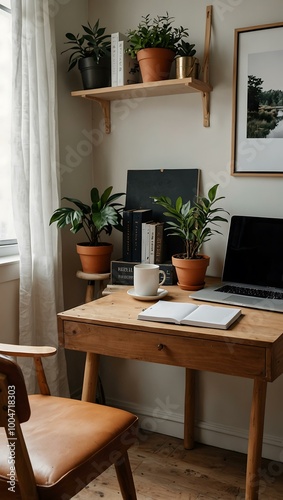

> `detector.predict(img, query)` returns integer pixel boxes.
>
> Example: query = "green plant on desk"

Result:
[151,183,228,260]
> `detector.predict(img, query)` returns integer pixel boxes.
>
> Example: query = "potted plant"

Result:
[49,186,125,274]
[126,13,191,83]
[62,20,111,89]
[151,184,229,290]
[175,40,199,79]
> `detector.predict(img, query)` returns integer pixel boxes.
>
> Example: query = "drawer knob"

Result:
[157,344,164,351]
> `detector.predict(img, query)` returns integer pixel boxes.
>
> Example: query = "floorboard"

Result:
[72,430,283,499]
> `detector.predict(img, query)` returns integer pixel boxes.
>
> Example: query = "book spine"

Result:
[155,223,164,264]
[149,223,156,264]
[112,33,127,87]
[141,222,147,263]
[111,33,119,87]
[117,40,124,86]
[122,210,133,261]
[111,261,137,285]
[145,222,151,263]
[141,221,152,263]
[132,210,152,262]
[132,218,139,263]
[117,40,140,86]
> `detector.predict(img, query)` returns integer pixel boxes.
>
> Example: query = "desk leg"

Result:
[245,378,267,500]
[81,352,100,402]
[184,368,195,449]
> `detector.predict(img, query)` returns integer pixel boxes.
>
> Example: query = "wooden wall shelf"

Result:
[71,6,213,133]
[71,78,213,133]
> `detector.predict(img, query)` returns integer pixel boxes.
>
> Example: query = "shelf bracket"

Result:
[202,92,210,128]
[94,98,111,134]
[201,5,212,127]
[80,95,111,134]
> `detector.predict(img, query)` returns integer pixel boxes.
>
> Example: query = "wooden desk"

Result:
[58,284,283,500]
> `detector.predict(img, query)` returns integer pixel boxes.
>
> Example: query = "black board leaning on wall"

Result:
[125,169,200,260]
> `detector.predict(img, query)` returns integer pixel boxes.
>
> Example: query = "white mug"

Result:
[134,264,166,296]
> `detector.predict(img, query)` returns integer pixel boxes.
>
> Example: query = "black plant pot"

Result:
[78,56,111,90]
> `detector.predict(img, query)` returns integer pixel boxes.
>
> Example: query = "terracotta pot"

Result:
[175,56,199,79]
[172,254,210,291]
[76,243,113,274]
[137,48,175,82]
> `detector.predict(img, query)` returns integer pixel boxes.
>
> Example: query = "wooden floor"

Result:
[73,430,283,499]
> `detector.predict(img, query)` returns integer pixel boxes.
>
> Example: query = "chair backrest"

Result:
[0,354,30,423]
[0,355,40,498]
[0,351,138,499]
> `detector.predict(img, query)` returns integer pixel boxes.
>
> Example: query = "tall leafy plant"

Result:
[151,184,229,259]
[49,187,125,246]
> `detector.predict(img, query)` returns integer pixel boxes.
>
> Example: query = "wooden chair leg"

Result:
[33,356,51,395]
[114,452,137,500]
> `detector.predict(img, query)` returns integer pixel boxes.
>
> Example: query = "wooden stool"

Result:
[76,270,111,405]
[76,270,111,302]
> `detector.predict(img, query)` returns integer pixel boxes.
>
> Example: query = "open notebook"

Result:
[190,215,283,312]
[138,301,241,330]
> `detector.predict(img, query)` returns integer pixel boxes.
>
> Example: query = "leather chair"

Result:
[0,343,138,499]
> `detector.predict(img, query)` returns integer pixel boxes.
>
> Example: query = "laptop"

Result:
[190,215,283,312]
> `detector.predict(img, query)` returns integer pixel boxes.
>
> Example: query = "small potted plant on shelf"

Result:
[49,186,125,274]
[61,19,111,89]
[151,184,229,290]
[175,40,199,79]
[126,13,192,83]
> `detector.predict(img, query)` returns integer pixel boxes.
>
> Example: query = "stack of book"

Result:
[110,208,177,286]
[142,220,164,265]
[111,32,140,87]
[122,209,164,264]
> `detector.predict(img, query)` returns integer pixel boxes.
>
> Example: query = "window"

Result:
[0,1,17,257]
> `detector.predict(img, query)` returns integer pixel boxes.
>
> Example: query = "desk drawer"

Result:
[61,321,266,378]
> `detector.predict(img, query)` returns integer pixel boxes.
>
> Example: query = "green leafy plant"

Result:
[49,187,125,246]
[126,13,191,59]
[175,40,196,57]
[61,20,111,71]
[151,184,229,259]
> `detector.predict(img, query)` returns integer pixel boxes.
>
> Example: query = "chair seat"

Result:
[0,395,138,496]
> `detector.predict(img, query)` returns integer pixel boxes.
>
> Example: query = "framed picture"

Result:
[231,22,283,176]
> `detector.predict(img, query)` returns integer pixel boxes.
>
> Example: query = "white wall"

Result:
[54,0,283,461]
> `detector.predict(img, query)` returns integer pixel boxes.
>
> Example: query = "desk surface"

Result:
[58,281,283,500]
[58,283,283,382]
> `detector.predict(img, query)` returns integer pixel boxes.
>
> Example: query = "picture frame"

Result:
[231,22,283,176]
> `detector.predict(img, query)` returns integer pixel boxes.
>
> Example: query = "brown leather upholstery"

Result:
[0,352,138,499]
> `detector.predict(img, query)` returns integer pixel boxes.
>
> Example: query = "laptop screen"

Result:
[222,215,283,289]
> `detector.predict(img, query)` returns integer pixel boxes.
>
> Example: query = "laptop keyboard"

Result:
[216,285,283,300]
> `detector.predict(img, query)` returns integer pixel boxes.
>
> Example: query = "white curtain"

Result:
[11,0,69,396]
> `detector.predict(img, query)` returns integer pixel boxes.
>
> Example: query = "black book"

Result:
[122,209,135,261]
[154,222,164,264]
